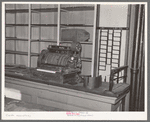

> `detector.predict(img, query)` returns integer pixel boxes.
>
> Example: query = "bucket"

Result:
[83,75,102,89]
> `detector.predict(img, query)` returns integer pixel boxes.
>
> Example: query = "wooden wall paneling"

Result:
[31,5,40,67]
[31,4,40,9]
[32,13,39,24]
[61,11,67,27]
[5,4,15,9]
[16,41,28,52]
[16,4,28,9]
[84,45,92,58]
[5,54,14,64]
[31,56,38,68]
[16,55,28,66]
[5,41,15,51]
[40,42,49,51]
[41,4,56,8]
[84,10,94,41]
[16,13,28,24]
[5,5,15,65]
[31,27,39,40]
[6,13,15,24]
[31,42,39,53]
[5,27,15,38]
[16,26,28,39]
[15,5,28,66]
[81,62,91,75]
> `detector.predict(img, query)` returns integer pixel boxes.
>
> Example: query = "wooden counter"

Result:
[5,76,129,111]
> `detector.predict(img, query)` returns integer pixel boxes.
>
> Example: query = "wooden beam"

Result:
[14,4,16,64]
[28,4,31,67]
[38,4,41,55]
[91,4,100,77]
[57,4,61,45]
[124,5,131,75]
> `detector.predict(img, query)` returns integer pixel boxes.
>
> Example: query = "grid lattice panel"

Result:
[99,29,122,72]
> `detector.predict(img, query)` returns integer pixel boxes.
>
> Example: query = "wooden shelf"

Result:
[6,9,29,13]
[6,24,57,27]
[31,24,57,27]
[5,37,92,44]
[60,41,92,45]
[6,6,94,13]
[6,24,28,27]
[6,50,92,62]
[31,6,94,13]
[6,24,93,27]
[81,57,92,62]
[60,6,94,12]
[38,39,57,43]
[5,50,39,56]
[5,37,40,42]
[6,37,28,41]
[61,24,93,27]
[6,50,28,55]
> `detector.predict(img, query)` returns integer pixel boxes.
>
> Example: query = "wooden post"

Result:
[57,4,61,45]
[38,4,41,54]
[91,4,100,77]
[28,4,31,67]
[14,4,16,64]
[124,5,131,67]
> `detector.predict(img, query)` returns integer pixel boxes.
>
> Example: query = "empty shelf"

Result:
[6,38,28,41]
[81,57,92,62]
[31,24,57,27]
[6,6,94,13]
[6,9,29,13]
[60,24,93,27]
[6,24,28,27]
[5,38,40,42]
[5,50,28,55]
[32,6,94,13]
[5,50,39,56]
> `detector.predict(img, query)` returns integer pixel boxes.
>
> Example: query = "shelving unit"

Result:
[5,4,97,75]
[5,4,129,77]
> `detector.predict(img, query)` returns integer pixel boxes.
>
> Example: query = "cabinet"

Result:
[5,76,129,111]
[5,4,99,76]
